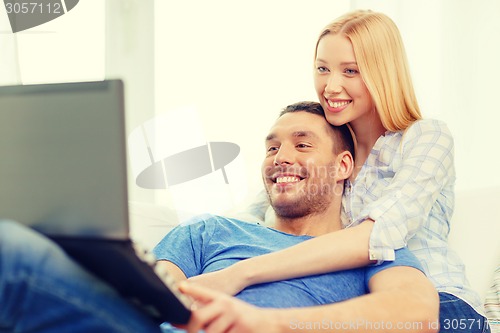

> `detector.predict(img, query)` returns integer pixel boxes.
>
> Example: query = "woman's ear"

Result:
[335,151,354,181]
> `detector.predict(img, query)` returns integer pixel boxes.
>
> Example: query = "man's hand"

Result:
[179,282,281,333]
[187,265,247,296]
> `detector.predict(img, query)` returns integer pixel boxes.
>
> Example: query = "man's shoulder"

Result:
[181,213,259,230]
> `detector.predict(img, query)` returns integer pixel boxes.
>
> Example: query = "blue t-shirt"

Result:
[153,214,423,308]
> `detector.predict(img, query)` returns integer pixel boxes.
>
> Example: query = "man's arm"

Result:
[180,266,439,333]
[156,260,188,282]
[272,266,439,333]
[152,215,217,281]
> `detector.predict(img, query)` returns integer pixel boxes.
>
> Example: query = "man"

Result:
[154,101,439,333]
[0,102,438,333]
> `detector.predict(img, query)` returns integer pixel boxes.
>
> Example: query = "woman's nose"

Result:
[325,73,342,95]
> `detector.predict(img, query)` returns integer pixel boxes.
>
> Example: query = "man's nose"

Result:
[273,145,294,166]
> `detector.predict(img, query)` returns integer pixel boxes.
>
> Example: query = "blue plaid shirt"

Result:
[245,118,484,316]
[342,118,483,315]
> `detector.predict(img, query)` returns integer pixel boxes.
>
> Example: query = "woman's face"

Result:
[313,34,375,127]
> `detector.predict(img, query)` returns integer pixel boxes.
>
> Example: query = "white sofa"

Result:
[447,186,500,301]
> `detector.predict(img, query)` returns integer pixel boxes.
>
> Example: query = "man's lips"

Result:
[275,175,302,184]
[268,168,308,184]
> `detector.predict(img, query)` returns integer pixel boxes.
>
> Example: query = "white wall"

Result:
[153,0,500,211]
[13,0,104,84]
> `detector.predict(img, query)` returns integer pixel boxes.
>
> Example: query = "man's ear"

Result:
[335,151,354,181]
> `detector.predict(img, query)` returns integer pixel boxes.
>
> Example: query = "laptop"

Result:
[0,79,192,324]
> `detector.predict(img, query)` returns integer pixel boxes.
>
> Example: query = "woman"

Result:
[187,9,489,333]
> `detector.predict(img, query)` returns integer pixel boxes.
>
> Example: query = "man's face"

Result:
[262,111,340,219]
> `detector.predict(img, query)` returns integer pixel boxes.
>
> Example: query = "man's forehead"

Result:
[266,112,329,140]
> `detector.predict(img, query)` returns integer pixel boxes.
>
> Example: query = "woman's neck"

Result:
[349,113,386,181]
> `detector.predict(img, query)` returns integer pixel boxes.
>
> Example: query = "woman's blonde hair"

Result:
[315,10,421,131]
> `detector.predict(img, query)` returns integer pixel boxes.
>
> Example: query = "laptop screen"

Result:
[0,80,130,240]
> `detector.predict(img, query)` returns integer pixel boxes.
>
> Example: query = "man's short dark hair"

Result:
[280,101,355,160]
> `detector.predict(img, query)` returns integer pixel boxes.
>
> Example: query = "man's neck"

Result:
[271,198,342,237]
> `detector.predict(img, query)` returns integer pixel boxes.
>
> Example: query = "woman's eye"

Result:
[317,66,329,73]
[345,68,359,75]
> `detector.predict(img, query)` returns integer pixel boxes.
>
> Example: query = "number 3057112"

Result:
[441,318,489,330]
[5,2,62,14]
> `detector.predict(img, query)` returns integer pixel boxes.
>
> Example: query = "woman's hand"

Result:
[187,264,248,296]
[179,282,281,333]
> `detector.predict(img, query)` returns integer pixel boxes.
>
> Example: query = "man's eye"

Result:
[297,144,311,149]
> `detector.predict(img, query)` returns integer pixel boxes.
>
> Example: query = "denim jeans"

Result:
[0,220,160,333]
[439,292,491,333]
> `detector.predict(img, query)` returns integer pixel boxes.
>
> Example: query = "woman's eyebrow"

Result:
[340,61,358,66]
[315,57,357,65]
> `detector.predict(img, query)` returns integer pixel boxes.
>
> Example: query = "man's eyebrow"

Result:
[292,131,319,139]
[265,130,320,142]
[265,133,276,142]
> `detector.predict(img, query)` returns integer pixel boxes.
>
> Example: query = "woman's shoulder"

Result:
[397,118,454,155]
[403,118,453,141]
[407,118,450,133]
